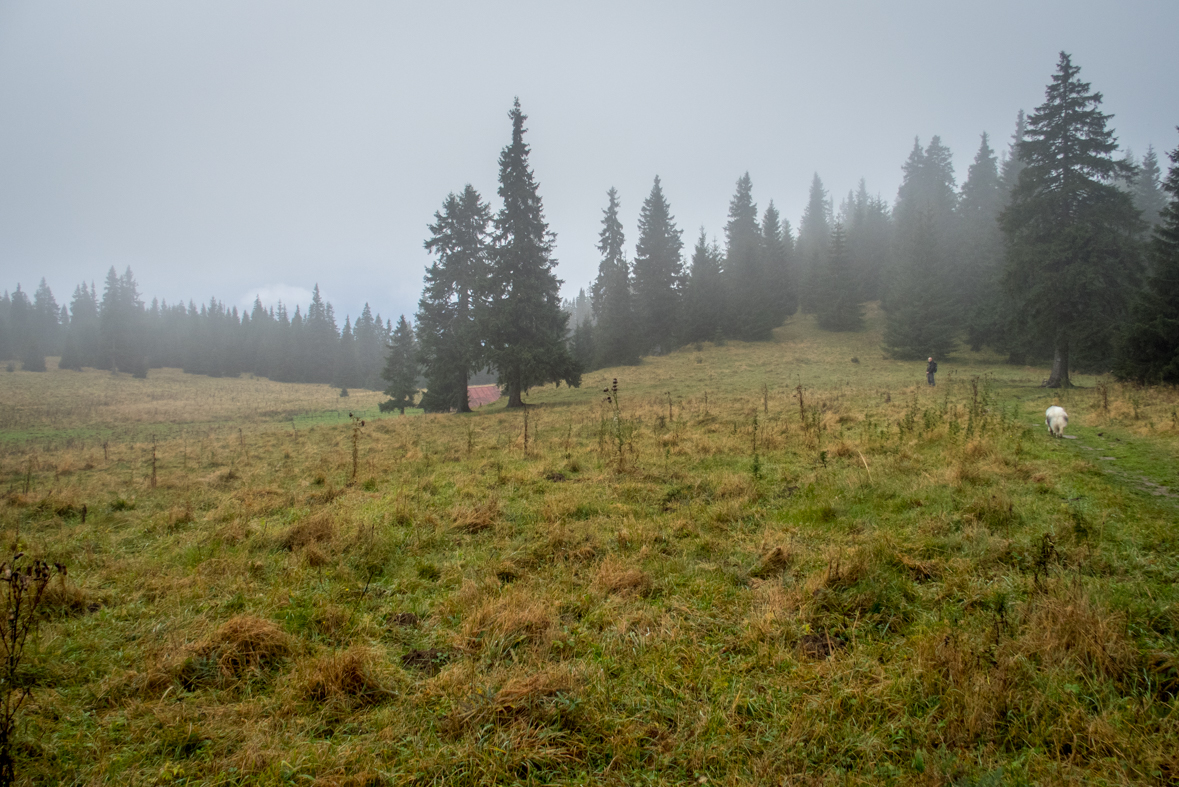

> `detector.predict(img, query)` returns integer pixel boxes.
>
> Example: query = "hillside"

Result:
[1,306,1177,786]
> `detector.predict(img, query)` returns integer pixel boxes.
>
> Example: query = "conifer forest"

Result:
[3,54,1176,397]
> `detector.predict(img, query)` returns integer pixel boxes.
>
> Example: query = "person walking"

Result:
[926,357,937,386]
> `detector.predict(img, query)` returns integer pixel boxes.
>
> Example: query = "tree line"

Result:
[551,52,1174,388]
[5,53,1177,397]
[0,268,395,390]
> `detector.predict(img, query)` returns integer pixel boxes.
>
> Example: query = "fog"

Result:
[1,0,1176,322]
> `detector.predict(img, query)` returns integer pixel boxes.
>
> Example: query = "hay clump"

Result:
[592,556,652,597]
[750,546,792,579]
[452,499,501,534]
[444,665,579,734]
[279,511,334,550]
[1019,587,1136,681]
[179,615,292,687]
[461,587,554,656]
[295,646,400,707]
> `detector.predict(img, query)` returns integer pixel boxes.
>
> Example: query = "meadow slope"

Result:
[1,305,1177,786]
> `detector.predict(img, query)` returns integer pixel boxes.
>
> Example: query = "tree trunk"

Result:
[457,370,471,413]
[506,373,524,408]
[1043,331,1072,388]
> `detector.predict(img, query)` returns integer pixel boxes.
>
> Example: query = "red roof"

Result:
[468,385,501,408]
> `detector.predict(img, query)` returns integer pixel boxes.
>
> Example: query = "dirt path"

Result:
[1057,426,1179,502]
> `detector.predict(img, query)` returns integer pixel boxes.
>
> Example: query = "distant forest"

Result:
[3,53,1178,397]
[0,270,394,390]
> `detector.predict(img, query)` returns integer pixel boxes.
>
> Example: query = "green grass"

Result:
[1,305,1177,786]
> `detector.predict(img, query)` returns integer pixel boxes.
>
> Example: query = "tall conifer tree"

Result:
[1116,137,1179,383]
[482,99,579,406]
[958,133,1007,350]
[591,188,640,367]
[761,201,797,323]
[1131,146,1166,232]
[797,174,831,312]
[1001,52,1143,387]
[724,173,775,340]
[883,214,959,359]
[417,185,491,412]
[380,316,418,414]
[632,176,684,355]
[682,229,725,345]
[814,223,864,331]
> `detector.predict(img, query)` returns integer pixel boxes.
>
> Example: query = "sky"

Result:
[1,0,1177,325]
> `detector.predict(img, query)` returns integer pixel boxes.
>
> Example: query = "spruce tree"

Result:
[883,214,959,359]
[380,316,418,414]
[571,314,595,373]
[797,174,831,312]
[1131,145,1166,232]
[999,110,1028,198]
[333,317,361,389]
[1116,137,1179,384]
[31,279,60,357]
[482,99,580,407]
[353,304,385,391]
[1001,52,1143,387]
[304,285,339,384]
[632,176,684,355]
[682,229,725,345]
[958,133,1006,350]
[417,185,491,413]
[724,173,776,340]
[889,137,959,331]
[842,180,893,303]
[60,282,99,371]
[99,267,147,376]
[761,201,797,323]
[815,223,864,331]
[591,187,640,367]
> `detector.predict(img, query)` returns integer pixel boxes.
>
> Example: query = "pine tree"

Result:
[1116,137,1179,383]
[380,316,418,414]
[591,187,640,367]
[632,176,684,354]
[482,99,580,407]
[682,229,725,345]
[815,223,864,331]
[1001,52,1143,387]
[417,185,492,413]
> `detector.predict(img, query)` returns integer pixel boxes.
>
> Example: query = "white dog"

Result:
[1045,406,1068,437]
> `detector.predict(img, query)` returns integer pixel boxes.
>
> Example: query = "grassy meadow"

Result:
[2,304,1178,786]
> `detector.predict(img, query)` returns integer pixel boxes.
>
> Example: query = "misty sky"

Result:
[1,1,1177,325]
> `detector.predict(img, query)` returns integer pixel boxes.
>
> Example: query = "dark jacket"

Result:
[926,360,937,374]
